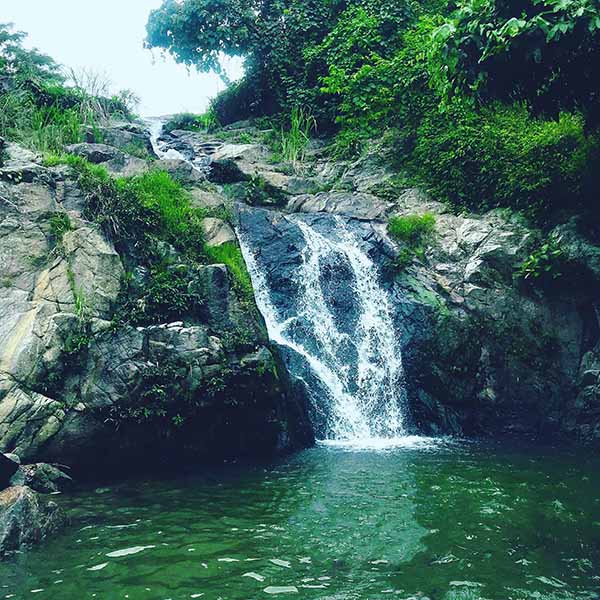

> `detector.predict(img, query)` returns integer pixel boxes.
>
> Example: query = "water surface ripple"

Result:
[2,441,599,600]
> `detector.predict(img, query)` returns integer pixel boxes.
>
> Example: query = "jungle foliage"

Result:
[147,0,600,227]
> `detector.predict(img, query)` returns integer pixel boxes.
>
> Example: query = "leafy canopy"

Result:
[430,0,600,128]
[0,23,62,83]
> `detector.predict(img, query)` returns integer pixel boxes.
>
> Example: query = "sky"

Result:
[1,0,242,116]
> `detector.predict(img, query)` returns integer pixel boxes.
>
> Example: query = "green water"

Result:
[2,439,599,600]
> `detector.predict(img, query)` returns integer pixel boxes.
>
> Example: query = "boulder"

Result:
[10,463,73,494]
[0,486,67,557]
[202,217,236,247]
[157,158,205,184]
[288,191,391,220]
[83,121,156,158]
[65,143,149,176]
[66,142,119,164]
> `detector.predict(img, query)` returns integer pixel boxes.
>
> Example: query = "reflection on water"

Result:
[1,440,599,600]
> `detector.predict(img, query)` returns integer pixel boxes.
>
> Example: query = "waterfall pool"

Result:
[2,439,599,599]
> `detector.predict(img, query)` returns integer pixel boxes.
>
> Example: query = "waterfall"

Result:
[239,215,408,442]
[146,118,409,443]
[145,117,211,173]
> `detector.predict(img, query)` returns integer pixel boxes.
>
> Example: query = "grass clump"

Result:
[280,107,316,168]
[48,212,73,247]
[387,213,436,270]
[205,241,254,300]
[118,170,206,257]
[121,139,153,160]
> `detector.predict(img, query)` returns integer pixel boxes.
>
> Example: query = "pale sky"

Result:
[1,0,243,116]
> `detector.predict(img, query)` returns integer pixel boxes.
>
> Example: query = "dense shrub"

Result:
[45,156,207,261]
[115,263,207,326]
[210,78,266,125]
[409,103,595,219]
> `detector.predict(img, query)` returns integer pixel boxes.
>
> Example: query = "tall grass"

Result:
[0,88,84,153]
[0,69,138,154]
[280,106,316,168]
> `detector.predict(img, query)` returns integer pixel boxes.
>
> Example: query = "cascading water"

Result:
[239,215,408,442]
[145,118,409,443]
[145,117,212,173]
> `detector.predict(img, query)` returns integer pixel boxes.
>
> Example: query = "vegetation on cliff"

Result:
[0,25,138,154]
[146,0,600,231]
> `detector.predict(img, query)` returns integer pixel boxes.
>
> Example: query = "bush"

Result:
[243,175,288,208]
[48,156,207,261]
[518,238,567,283]
[410,103,596,220]
[119,170,206,257]
[211,78,265,125]
[116,263,207,326]
[163,110,219,134]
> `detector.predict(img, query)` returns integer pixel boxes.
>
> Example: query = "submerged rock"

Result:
[0,486,67,557]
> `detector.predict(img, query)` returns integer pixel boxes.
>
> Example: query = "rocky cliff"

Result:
[156,121,600,445]
[0,124,313,473]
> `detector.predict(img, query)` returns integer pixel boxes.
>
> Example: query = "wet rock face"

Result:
[0,486,67,557]
[227,134,600,444]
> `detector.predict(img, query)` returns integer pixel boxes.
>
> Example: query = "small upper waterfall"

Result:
[239,214,407,442]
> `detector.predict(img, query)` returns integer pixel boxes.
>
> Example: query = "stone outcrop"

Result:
[0,128,313,473]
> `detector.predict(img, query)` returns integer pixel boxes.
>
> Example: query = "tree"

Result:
[0,23,62,83]
[430,0,600,129]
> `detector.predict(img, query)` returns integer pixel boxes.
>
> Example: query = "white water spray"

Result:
[240,216,407,442]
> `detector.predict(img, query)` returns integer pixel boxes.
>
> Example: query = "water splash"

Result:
[239,215,407,442]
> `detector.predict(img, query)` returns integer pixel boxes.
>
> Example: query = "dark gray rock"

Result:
[0,486,67,557]
[66,142,119,164]
[84,121,156,158]
[0,454,18,488]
